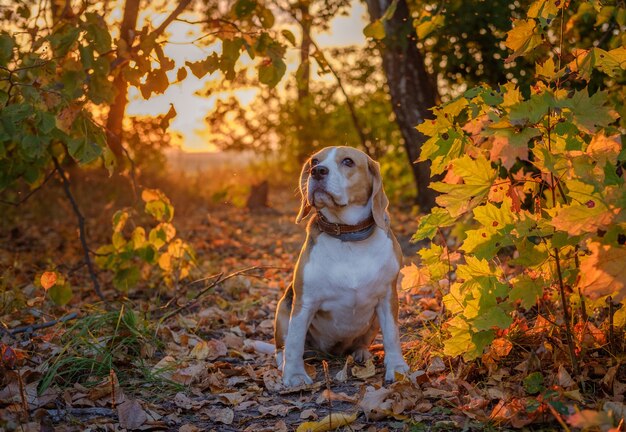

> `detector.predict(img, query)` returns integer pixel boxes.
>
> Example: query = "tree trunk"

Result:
[364,0,439,212]
[105,0,140,168]
[295,2,313,163]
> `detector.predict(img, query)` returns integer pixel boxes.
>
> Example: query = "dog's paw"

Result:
[351,347,372,363]
[384,360,410,382]
[275,350,284,369]
[282,371,313,387]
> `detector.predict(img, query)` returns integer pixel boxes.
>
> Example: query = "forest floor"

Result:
[0,173,567,431]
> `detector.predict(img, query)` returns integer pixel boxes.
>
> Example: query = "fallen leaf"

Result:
[299,408,317,420]
[174,392,206,410]
[557,365,575,388]
[567,409,613,429]
[191,339,227,360]
[335,356,353,382]
[258,404,291,417]
[316,389,357,404]
[117,399,148,430]
[296,412,358,432]
[201,407,234,424]
[426,357,446,374]
[351,358,376,379]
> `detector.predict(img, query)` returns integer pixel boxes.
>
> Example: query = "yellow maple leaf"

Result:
[400,263,431,291]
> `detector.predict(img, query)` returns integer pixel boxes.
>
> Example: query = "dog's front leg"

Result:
[376,289,409,382]
[282,303,316,386]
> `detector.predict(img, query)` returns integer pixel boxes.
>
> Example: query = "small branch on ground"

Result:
[51,155,105,301]
[10,312,79,335]
[47,407,116,422]
[158,266,287,321]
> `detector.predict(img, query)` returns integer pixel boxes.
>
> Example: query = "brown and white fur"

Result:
[274,146,409,387]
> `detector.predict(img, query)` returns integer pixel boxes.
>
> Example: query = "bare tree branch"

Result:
[51,155,105,301]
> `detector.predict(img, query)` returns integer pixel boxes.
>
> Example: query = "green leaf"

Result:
[142,189,174,222]
[564,90,618,133]
[234,0,256,18]
[363,20,386,40]
[472,305,512,331]
[113,267,140,291]
[281,30,296,46]
[412,207,457,242]
[221,39,243,79]
[20,135,47,160]
[462,229,510,260]
[49,25,80,57]
[67,137,102,164]
[0,32,15,65]
[258,57,286,88]
[510,275,544,309]
[523,372,544,395]
[49,283,73,306]
[84,12,112,54]
[509,91,555,125]
[258,6,275,28]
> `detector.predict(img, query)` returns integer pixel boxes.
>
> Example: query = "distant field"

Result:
[165,149,255,173]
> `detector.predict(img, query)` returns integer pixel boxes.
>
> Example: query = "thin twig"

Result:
[51,155,105,300]
[0,170,56,206]
[323,360,333,428]
[546,400,571,432]
[546,108,579,376]
[10,312,79,335]
[159,266,275,320]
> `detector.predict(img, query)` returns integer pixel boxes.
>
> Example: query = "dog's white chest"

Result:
[302,228,398,309]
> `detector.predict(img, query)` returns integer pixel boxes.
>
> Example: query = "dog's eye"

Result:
[342,158,354,167]
[311,158,319,166]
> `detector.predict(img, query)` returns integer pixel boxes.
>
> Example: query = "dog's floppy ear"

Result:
[368,157,390,232]
[295,158,312,224]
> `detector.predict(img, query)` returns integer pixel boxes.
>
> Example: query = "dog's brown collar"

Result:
[315,212,376,241]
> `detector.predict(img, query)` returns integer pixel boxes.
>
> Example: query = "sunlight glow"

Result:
[125,4,368,153]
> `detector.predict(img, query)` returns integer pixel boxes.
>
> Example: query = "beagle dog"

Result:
[275,146,409,387]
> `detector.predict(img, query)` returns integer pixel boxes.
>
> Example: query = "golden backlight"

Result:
[118,2,369,153]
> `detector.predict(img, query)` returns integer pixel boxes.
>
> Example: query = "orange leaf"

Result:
[579,242,626,302]
[40,272,57,291]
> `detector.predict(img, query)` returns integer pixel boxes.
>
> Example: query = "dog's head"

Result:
[296,146,390,231]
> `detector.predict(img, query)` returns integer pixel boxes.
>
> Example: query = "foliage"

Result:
[95,189,196,291]
[407,0,626,362]
[407,0,625,101]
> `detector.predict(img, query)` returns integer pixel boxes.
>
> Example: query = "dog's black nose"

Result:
[311,165,329,180]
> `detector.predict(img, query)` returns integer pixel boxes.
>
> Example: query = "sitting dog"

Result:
[274,146,410,387]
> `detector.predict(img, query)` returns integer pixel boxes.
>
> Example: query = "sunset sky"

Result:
[124,3,369,153]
